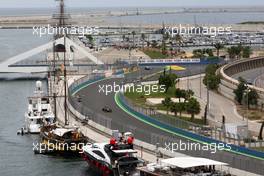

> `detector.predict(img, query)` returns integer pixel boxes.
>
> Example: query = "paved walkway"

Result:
[178,75,261,135]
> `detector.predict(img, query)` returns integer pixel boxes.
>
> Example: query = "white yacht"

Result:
[82,131,143,176]
[24,81,55,134]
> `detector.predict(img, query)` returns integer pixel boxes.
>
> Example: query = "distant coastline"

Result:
[0,7,264,31]
[239,21,264,25]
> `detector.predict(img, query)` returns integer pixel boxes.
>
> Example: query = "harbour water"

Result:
[107,12,264,25]
[0,29,95,176]
[1,7,264,25]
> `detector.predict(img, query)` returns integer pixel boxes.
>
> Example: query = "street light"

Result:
[243,85,251,138]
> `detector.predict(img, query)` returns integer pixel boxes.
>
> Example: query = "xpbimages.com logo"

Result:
[98,82,166,96]
[164,141,232,154]
[164,24,232,37]
[32,24,100,37]
[32,141,89,154]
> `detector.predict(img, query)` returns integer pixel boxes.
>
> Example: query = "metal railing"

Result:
[67,73,264,175]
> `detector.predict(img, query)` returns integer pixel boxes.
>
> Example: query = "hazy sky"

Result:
[0,0,264,8]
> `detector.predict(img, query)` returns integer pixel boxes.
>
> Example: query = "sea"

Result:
[0,29,96,176]
[0,7,264,24]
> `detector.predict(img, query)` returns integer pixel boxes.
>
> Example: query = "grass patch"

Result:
[237,106,264,121]
[143,49,168,59]
[124,86,204,126]
[154,111,204,125]
[251,147,264,152]
[124,86,176,106]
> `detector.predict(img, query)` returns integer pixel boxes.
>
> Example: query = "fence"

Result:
[67,74,264,175]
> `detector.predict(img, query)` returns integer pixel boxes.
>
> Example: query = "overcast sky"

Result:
[0,0,263,8]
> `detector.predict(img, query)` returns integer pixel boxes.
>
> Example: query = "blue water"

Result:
[107,12,264,25]
[0,29,51,62]
[1,7,264,25]
[0,30,95,176]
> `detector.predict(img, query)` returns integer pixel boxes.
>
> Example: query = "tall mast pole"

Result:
[53,41,57,121]
[60,0,68,125]
[64,35,68,125]
[53,0,69,125]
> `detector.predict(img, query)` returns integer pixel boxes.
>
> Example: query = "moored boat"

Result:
[82,131,143,176]
[37,124,88,156]
[24,81,55,134]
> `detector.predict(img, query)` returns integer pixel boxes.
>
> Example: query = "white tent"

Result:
[162,157,228,169]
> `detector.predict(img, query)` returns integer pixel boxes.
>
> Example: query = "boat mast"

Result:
[59,0,68,125]
[63,35,68,125]
[53,0,69,125]
[53,42,57,121]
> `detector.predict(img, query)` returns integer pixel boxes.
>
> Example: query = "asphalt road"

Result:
[73,67,264,175]
[76,78,173,144]
[232,67,264,85]
[75,65,207,145]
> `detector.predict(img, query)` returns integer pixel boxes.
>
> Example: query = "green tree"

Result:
[233,77,247,105]
[170,102,186,117]
[162,97,172,114]
[131,31,136,48]
[193,49,204,58]
[174,34,182,52]
[242,46,252,58]
[170,102,179,116]
[203,64,220,90]
[227,45,243,59]
[205,64,218,75]
[175,88,185,102]
[151,40,158,48]
[86,34,94,47]
[243,89,259,109]
[203,74,221,90]
[159,73,178,93]
[205,48,214,57]
[141,33,146,49]
[122,34,126,42]
[184,90,194,101]
[214,43,224,57]
[185,98,201,121]
[161,38,167,55]
[178,102,186,117]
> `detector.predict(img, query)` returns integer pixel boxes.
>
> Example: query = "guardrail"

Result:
[115,92,264,174]
[219,57,264,97]
[115,92,264,159]
[67,72,264,175]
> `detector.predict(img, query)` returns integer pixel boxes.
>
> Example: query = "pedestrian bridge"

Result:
[0,37,103,73]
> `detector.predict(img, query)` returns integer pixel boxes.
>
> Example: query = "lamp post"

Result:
[243,85,250,137]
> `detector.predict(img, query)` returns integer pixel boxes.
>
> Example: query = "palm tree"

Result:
[162,97,172,114]
[141,33,146,49]
[131,31,136,48]
[170,103,179,117]
[172,102,186,117]
[214,43,224,57]
[184,90,194,102]
[122,34,126,42]
[174,34,182,53]
[185,98,201,121]
[175,88,184,102]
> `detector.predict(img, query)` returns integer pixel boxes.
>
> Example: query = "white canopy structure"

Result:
[0,37,103,73]
[161,157,228,169]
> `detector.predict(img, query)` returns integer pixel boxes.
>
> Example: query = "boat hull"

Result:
[82,152,114,176]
